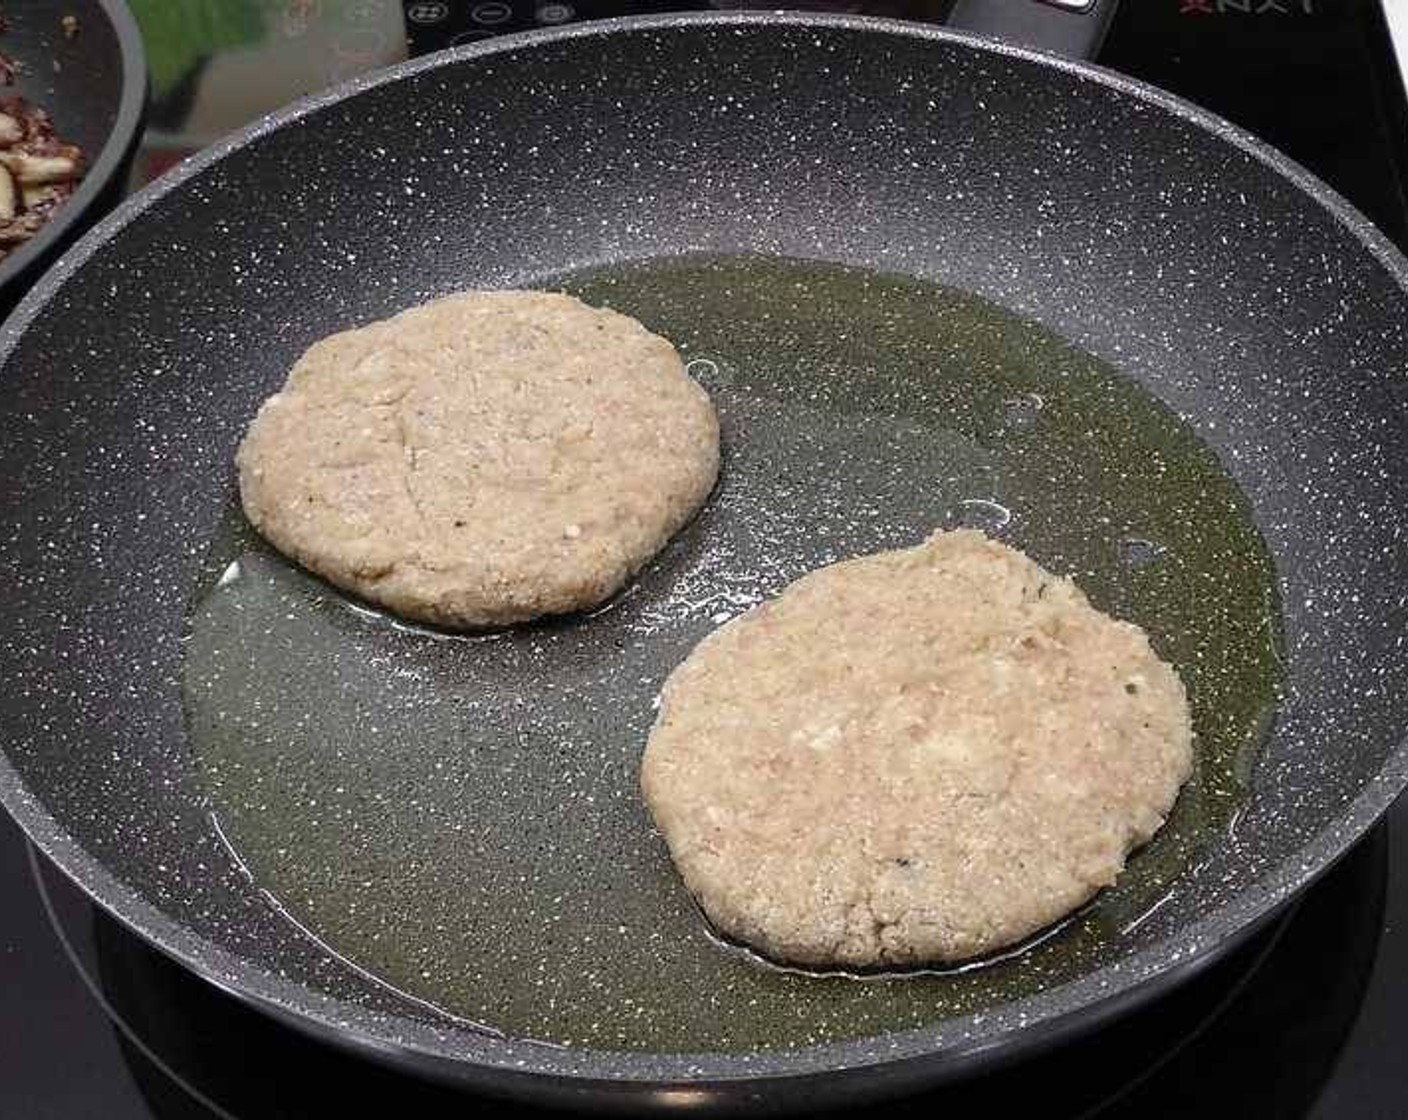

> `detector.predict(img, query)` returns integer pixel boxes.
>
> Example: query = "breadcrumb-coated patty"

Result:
[237,291,719,628]
[641,530,1192,968]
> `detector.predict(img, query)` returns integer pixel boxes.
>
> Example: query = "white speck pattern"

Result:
[0,12,1405,1103]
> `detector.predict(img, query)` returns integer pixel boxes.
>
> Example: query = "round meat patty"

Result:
[236,291,719,628]
[641,530,1193,969]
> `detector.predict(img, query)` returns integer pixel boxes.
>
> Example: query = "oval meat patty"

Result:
[641,530,1192,969]
[237,290,719,628]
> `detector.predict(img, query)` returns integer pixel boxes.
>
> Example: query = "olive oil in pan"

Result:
[186,254,1282,1052]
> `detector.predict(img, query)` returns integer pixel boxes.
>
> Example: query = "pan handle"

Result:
[947,0,1117,61]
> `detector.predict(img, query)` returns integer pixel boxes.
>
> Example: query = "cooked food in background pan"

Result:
[0,9,86,262]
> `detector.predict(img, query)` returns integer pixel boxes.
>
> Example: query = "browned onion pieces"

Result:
[0,95,84,257]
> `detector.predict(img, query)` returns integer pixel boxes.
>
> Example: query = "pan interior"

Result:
[185,253,1281,1052]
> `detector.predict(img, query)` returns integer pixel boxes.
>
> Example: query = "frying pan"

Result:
[2,6,1408,1113]
[0,0,146,313]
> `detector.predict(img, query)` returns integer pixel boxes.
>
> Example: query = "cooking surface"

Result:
[1,0,1406,1116]
[188,253,1278,1050]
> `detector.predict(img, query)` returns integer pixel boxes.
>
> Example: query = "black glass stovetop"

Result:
[5,1,1408,1117]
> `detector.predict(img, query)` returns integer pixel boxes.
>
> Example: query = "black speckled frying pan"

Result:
[2,7,1407,1113]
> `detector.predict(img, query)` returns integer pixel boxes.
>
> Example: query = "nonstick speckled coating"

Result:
[1,13,1407,1112]
[184,252,1282,1053]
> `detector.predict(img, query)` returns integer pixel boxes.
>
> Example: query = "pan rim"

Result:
[2,9,1407,1094]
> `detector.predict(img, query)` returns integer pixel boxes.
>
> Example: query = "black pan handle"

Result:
[947,0,1117,61]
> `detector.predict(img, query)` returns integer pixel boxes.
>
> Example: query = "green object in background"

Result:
[129,0,266,99]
